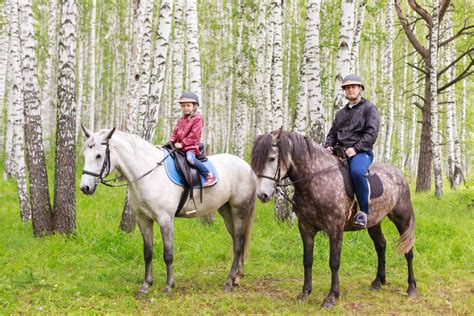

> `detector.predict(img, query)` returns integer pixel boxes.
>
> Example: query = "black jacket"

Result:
[324,98,380,152]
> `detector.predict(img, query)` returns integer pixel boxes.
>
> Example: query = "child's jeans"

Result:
[186,151,210,177]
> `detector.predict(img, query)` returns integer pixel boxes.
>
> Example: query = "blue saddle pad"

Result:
[163,149,219,188]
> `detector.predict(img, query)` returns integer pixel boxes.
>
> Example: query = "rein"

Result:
[82,140,176,188]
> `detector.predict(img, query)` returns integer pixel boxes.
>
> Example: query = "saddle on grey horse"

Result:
[332,146,384,201]
[163,143,208,216]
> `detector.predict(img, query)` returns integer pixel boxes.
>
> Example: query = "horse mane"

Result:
[251,130,329,175]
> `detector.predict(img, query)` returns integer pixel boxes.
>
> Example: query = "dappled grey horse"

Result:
[79,127,256,298]
[251,130,416,308]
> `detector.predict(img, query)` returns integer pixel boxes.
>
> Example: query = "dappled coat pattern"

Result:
[251,130,416,308]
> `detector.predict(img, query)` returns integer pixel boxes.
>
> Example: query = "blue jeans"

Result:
[186,151,209,177]
[348,151,374,214]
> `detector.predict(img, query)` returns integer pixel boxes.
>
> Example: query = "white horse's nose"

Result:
[80,178,96,195]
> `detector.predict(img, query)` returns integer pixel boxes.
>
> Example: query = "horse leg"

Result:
[297,221,318,302]
[220,204,246,292]
[135,215,154,299]
[367,223,387,289]
[389,212,417,297]
[157,216,175,298]
[322,229,343,308]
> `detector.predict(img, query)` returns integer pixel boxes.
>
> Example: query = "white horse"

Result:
[79,127,256,298]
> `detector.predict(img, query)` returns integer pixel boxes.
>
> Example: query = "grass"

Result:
[0,169,473,314]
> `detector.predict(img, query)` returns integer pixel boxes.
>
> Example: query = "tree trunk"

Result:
[144,0,173,142]
[88,0,96,130]
[53,0,78,234]
[0,1,9,154]
[186,0,202,100]
[40,0,59,150]
[333,0,355,111]
[306,0,324,143]
[397,41,408,169]
[172,0,185,123]
[254,0,267,133]
[137,0,153,135]
[430,0,442,197]
[416,76,433,192]
[382,1,394,162]
[18,0,53,236]
[9,0,31,221]
[349,0,366,74]
[270,0,283,130]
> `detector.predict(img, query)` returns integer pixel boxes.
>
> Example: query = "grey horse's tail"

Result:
[397,214,415,255]
[243,194,256,258]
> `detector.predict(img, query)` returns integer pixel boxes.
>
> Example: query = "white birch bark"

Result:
[18,0,53,235]
[408,44,419,177]
[88,0,96,130]
[444,10,463,187]
[293,56,307,134]
[124,0,144,134]
[270,0,283,130]
[0,1,10,152]
[53,0,77,234]
[333,0,355,110]
[382,0,394,163]
[430,0,442,197]
[9,0,30,220]
[349,0,366,74]
[172,0,185,123]
[75,35,83,140]
[460,56,467,174]
[265,1,274,132]
[254,0,267,133]
[306,0,324,143]
[398,41,408,169]
[3,0,14,179]
[40,0,59,149]
[137,0,153,135]
[145,0,172,141]
[186,0,201,102]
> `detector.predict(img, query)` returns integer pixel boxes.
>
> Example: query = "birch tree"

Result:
[254,0,267,133]
[395,0,472,192]
[270,0,283,130]
[53,0,77,234]
[143,0,173,141]
[430,0,442,197]
[40,0,59,149]
[137,0,153,135]
[382,0,394,162]
[9,0,30,221]
[0,1,9,153]
[349,0,366,74]
[333,0,355,110]
[186,0,202,101]
[88,0,96,130]
[306,0,324,143]
[18,0,53,236]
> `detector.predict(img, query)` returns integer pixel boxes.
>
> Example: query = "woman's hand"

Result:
[175,143,183,149]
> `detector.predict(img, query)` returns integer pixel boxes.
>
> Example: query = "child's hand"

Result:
[175,143,183,149]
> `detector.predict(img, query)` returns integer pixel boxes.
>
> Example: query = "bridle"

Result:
[82,138,175,188]
[82,140,113,185]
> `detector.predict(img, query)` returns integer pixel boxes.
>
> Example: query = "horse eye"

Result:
[96,154,102,159]
[269,157,276,162]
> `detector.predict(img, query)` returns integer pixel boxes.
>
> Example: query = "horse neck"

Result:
[288,143,338,180]
[109,132,164,182]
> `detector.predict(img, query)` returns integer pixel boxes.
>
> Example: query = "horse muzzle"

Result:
[257,191,274,203]
[80,183,97,195]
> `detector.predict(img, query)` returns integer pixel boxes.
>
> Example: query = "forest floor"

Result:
[0,167,472,314]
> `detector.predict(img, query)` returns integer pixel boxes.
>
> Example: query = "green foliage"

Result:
[0,166,472,313]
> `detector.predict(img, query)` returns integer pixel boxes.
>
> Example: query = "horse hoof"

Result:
[321,295,336,308]
[233,276,241,287]
[297,291,310,303]
[407,288,417,297]
[224,283,233,293]
[370,280,382,290]
[135,289,148,299]
[163,287,173,299]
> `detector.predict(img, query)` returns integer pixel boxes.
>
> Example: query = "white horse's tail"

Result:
[243,194,256,258]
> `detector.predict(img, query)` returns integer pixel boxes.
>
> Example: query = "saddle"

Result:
[163,143,209,217]
[332,146,384,201]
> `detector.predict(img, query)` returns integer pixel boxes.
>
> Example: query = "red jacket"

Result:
[169,113,203,155]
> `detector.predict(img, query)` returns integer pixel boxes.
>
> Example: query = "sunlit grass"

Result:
[0,164,472,313]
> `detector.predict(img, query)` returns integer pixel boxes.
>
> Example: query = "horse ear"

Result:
[81,123,92,138]
[255,126,263,137]
[105,127,116,141]
[276,126,284,140]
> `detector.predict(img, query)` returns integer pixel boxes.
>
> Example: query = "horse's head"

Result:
[79,125,116,195]
[251,128,292,202]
